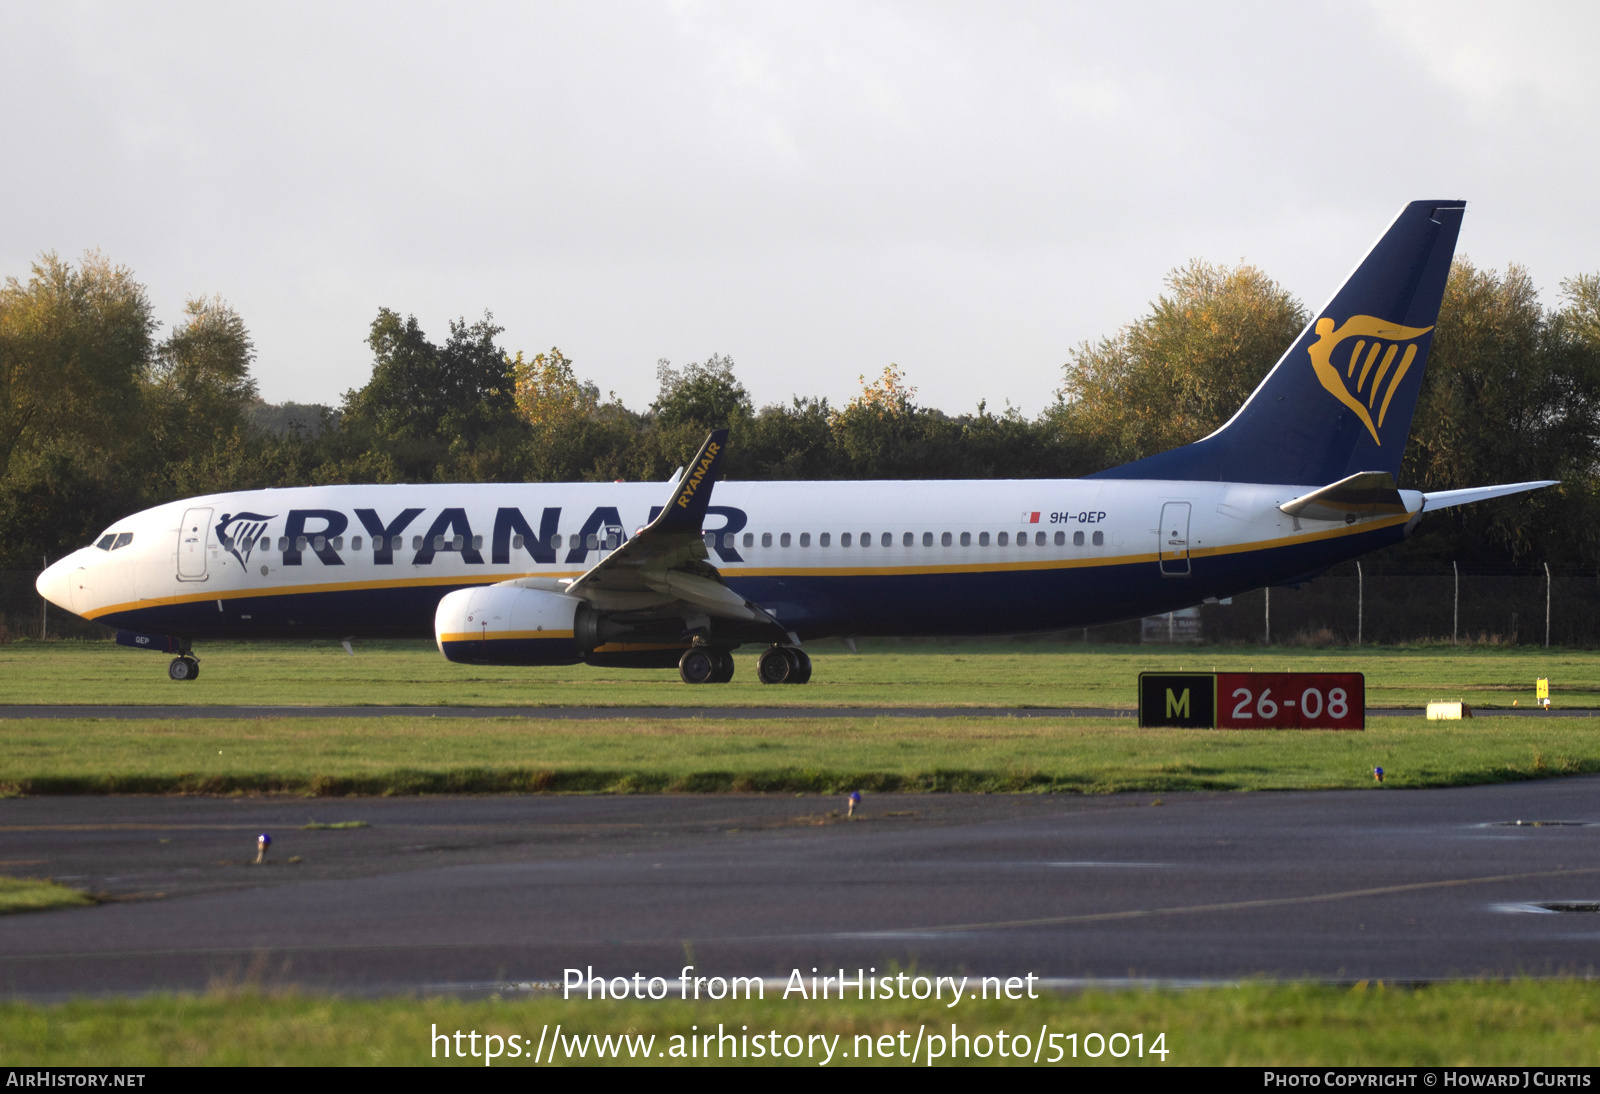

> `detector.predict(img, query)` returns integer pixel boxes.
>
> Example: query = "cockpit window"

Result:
[95,534,116,551]
[112,533,134,550]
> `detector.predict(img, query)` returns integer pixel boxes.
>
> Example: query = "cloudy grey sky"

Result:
[4,1,1597,416]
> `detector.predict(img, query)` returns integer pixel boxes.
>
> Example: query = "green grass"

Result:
[4,982,1600,1065]
[300,820,368,830]
[0,876,94,914]
[2,714,1598,796]
[0,637,1593,709]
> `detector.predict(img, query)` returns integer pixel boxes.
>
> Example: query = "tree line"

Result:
[3,249,1597,574]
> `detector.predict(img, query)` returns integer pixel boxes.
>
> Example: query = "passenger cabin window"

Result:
[512,534,524,550]
[979,532,990,546]
[743,533,754,548]
[551,534,563,548]
[762,532,773,548]
[800,532,811,547]
[997,531,1008,546]
[960,532,971,546]
[780,533,791,547]
[588,534,599,549]
[1017,531,1027,546]
[96,534,115,551]
[332,536,344,551]
[472,535,483,551]
[841,533,852,547]
[1035,531,1046,546]
[902,532,913,546]
[922,532,933,547]
[351,536,362,551]
[411,535,422,550]
[860,532,870,547]
[940,532,951,546]
[281,536,291,552]
[1073,530,1085,546]
[297,536,309,551]
[1092,530,1105,546]
[1054,531,1065,546]
[878,532,889,547]
[314,536,326,551]
[820,532,830,547]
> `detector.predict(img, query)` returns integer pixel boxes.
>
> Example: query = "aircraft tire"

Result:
[787,648,812,684]
[757,646,793,685]
[711,650,735,683]
[679,647,717,685]
[168,657,199,682]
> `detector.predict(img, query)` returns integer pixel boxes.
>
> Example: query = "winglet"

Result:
[648,429,728,535]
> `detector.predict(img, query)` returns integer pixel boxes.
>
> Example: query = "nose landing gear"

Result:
[167,655,201,681]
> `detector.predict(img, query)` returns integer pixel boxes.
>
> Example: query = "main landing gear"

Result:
[677,645,810,684]
[757,645,811,685]
[678,646,736,685]
[167,655,201,681]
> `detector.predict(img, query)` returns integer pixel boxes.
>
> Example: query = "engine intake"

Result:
[434,586,586,666]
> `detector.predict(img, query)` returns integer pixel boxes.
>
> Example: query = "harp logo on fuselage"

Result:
[215,511,277,567]
[1307,315,1434,444]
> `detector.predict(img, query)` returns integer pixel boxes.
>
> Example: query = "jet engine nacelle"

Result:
[434,585,587,666]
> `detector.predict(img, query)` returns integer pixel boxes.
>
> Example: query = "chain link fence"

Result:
[0,571,114,642]
[1193,566,1596,647]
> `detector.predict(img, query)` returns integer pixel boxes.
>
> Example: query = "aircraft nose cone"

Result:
[35,558,75,613]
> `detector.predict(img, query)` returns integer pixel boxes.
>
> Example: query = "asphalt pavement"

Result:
[4,778,1600,997]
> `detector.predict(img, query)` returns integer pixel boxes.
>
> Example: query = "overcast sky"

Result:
[4,1,1597,416]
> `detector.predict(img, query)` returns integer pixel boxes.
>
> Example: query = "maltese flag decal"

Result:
[1022,511,1040,524]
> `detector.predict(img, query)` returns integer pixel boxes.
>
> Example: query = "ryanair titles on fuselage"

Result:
[218,503,756,570]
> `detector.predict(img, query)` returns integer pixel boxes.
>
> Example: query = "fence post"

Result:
[1356,562,1363,646]
[1453,561,1459,645]
[1546,562,1552,648]
[1264,586,1271,646]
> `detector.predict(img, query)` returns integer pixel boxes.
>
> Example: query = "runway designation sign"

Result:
[1139,672,1364,730]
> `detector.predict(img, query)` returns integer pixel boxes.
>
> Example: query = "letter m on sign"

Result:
[1166,688,1190,719]
[1138,673,1216,728]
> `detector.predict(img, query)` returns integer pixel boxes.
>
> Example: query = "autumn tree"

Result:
[1403,260,1600,566]
[1055,260,1307,467]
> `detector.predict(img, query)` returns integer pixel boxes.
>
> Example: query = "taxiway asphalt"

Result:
[4,778,1600,997]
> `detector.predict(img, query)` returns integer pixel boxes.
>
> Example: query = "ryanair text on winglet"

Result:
[676,442,720,509]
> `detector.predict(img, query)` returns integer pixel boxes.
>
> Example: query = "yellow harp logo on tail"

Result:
[1308,315,1433,444]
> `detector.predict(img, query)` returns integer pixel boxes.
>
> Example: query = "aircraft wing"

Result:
[1422,480,1559,511]
[522,430,791,635]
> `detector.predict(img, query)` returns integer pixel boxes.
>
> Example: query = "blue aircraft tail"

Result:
[1092,200,1465,486]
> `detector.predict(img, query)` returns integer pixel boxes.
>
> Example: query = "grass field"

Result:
[0,637,1591,709]
[5,981,1600,1066]
[3,713,1598,795]
[0,876,94,914]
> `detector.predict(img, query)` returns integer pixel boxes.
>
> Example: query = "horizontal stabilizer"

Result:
[1280,471,1406,522]
[1423,480,1558,511]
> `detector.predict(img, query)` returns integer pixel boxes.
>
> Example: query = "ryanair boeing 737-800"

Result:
[35,201,1554,685]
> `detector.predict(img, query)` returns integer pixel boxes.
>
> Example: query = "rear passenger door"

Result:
[1158,502,1191,576]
